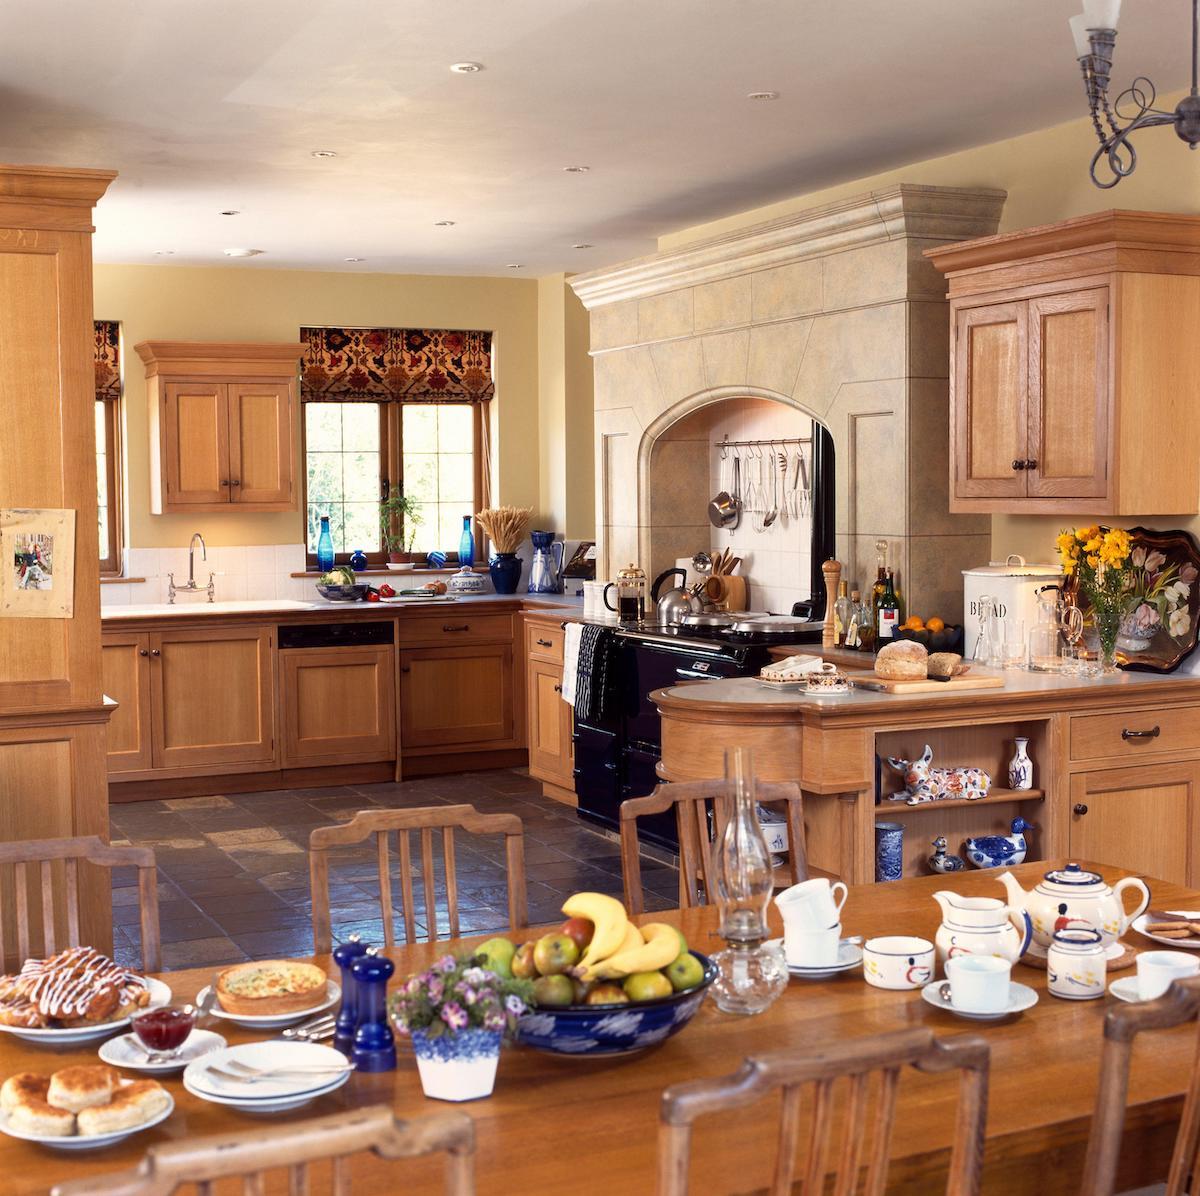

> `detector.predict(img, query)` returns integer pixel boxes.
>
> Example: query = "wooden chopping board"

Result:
[850,673,1005,694]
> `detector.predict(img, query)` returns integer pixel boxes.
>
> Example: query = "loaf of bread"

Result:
[216,960,328,1016]
[875,640,928,680]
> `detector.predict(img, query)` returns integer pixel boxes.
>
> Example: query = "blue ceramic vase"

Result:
[489,553,522,594]
[875,821,903,882]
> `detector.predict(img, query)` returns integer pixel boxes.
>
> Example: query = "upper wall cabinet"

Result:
[927,211,1200,516]
[135,341,305,514]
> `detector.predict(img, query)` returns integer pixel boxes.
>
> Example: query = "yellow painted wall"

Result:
[95,264,539,548]
[660,92,1200,565]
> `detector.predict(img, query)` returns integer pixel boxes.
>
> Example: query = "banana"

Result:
[562,892,628,972]
[587,922,682,981]
[581,922,643,981]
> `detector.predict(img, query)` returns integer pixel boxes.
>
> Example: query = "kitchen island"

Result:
[652,665,1200,885]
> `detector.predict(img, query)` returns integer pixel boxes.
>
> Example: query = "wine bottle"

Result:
[877,571,900,642]
[869,538,889,622]
[834,580,852,647]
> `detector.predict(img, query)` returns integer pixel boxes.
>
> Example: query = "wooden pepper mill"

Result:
[822,559,842,648]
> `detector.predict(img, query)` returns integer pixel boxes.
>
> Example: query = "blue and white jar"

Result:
[410,1028,501,1102]
[875,822,904,883]
[1007,737,1033,790]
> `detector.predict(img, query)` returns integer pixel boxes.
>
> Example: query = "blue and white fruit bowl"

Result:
[515,953,717,1058]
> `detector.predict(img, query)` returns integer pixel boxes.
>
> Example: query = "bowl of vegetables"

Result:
[316,567,369,602]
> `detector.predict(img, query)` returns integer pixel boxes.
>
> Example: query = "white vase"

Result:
[411,1029,500,1102]
[1007,737,1033,790]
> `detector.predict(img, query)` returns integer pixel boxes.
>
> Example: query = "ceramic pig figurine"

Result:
[885,745,991,805]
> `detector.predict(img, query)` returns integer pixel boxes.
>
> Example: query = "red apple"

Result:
[511,941,538,979]
[560,916,594,952]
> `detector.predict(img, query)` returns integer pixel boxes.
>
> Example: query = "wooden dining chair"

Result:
[619,779,809,914]
[0,836,159,972]
[1081,972,1200,1195]
[309,804,528,954]
[51,1104,475,1195]
[658,1026,990,1196]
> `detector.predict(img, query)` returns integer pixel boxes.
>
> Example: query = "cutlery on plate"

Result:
[281,1014,337,1040]
[207,1063,354,1083]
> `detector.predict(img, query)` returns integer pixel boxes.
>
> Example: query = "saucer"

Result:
[767,938,863,978]
[1108,976,1169,1004]
[100,1027,227,1073]
[920,979,1039,1021]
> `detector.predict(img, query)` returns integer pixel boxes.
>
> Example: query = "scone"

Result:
[216,960,328,1016]
[1,1073,48,1113]
[47,1065,120,1114]
[77,1081,168,1135]
[875,639,928,680]
[8,1096,74,1137]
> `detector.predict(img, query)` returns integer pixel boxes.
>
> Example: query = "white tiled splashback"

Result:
[101,544,312,606]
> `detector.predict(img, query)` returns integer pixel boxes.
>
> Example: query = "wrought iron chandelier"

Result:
[1070,0,1200,187]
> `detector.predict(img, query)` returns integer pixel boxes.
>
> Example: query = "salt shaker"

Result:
[332,934,368,1057]
[350,947,396,1072]
[1047,927,1106,1000]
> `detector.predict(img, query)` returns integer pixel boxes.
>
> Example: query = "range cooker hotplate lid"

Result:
[726,614,823,637]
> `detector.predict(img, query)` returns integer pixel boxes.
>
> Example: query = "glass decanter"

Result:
[971,594,995,665]
[710,747,787,1015]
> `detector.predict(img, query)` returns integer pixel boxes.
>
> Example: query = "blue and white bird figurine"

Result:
[929,835,966,874]
[965,817,1034,869]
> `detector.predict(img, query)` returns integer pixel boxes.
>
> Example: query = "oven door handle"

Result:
[675,668,718,680]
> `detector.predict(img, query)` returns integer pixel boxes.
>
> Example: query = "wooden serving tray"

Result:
[851,674,1005,694]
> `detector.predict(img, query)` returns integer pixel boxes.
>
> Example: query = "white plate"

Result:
[1131,912,1200,949]
[100,1028,227,1074]
[0,1081,173,1150]
[920,979,1039,1021]
[0,977,171,1046]
[184,1042,351,1112]
[766,939,863,978]
[1109,977,1147,1004]
[194,980,339,1028]
[755,678,810,691]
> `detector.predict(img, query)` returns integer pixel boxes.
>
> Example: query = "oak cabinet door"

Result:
[1027,289,1110,500]
[101,633,153,773]
[528,658,572,787]
[161,382,230,505]
[281,646,395,766]
[149,626,275,769]
[1069,761,1200,886]
[399,645,514,749]
[227,380,295,507]
[953,302,1028,500]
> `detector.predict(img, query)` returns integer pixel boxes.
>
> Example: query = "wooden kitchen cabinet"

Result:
[399,644,515,751]
[100,633,153,774]
[929,211,1200,515]
[281,646,395,767]
[137,342,303,514]
[527,658,574,794]
[1068,761,1200,887]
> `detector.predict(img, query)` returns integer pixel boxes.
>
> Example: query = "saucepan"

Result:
[708,454,741,529]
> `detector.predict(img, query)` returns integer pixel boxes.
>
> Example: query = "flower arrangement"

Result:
[1055,525,1134,671]
[390,952,532,1041]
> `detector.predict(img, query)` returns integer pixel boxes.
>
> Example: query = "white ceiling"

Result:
[0,0,1187,275]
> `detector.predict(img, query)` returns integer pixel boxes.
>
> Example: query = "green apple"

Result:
[532,932,580,976]
[623,971,673,1002]
[586,983,630,1006]
[665,952,705,992]
[476,937,516,979]
[511,941,538,979]
[532,974,575,1007]
[673,927,688,956]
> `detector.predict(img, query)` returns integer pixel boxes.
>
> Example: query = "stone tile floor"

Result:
[109,769,679,971]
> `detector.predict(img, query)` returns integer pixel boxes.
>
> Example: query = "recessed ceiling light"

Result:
[506,263,523,270]
[310,149,338,158]
[450,61,484,73]
[747,90,780,101]
[562,165,590,173]
[344,257,365,263]
[572,243,593,250]
[223,247,264,258]
[434,220,456,227]
[153,250,175,256]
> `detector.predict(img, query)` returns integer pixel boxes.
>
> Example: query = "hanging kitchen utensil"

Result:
[762,446,779,528]
[776,450,789,529]
[798,447,811,517]
[708,450,739,529]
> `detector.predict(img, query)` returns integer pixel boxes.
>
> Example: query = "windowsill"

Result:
[100,576,147,584]
[290,566,490,578]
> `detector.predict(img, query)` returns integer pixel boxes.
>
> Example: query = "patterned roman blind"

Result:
[299,326,495,403]
[94,320,121,401]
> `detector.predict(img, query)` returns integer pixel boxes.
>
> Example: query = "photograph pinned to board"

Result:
[0,508,76,618]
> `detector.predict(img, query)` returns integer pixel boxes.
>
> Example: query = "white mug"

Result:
[775,878,848,933]
[941,954,1012,1013]
[863,936,935,990]
[1136,950,1200,1001]
[785,924,841,969]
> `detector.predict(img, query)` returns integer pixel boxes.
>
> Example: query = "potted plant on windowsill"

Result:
[381,493,422,571]
[390,952,533,1102]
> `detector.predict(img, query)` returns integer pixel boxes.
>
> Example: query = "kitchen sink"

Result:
[105,599,317,618]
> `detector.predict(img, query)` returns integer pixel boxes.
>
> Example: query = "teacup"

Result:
[940,954,1012,1013]
[806,663,850,695]
[863,936,935,990]
[785,924,842,969]
[1136,950,1200,1001]
[775,878,848,933]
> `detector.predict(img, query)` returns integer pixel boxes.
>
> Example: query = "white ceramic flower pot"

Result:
[411,1029,500,1102]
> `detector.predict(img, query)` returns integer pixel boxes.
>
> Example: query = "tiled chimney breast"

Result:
[569,184,1007,618]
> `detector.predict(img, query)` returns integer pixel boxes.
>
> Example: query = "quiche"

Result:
[215,960,328,1016]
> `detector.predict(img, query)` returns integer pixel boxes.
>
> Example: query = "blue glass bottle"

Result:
[316,515,335,573]
[458,516,475,567]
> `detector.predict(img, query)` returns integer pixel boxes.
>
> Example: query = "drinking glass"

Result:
[1002,618,1026,669]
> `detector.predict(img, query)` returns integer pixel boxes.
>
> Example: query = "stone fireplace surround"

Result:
[569,184,1007,619]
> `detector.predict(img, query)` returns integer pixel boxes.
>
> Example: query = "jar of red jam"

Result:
[132,1005,195,1054]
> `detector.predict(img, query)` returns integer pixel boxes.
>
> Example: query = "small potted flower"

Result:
[389,953,532,1102]
[380,493,422,570]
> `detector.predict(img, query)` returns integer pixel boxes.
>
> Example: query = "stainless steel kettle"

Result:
[652,568,703,625]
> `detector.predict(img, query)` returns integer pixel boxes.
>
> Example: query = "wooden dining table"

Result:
[1,859,1194,1195]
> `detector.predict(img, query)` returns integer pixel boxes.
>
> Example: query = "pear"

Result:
[476,937,516,979]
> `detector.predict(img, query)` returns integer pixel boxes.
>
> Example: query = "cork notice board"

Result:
[0,508,75,619]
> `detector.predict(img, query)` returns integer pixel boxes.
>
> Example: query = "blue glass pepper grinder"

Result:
[332,934,368,1057]
[350,947,396,1072]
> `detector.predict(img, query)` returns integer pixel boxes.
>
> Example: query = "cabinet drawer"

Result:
[1070,705,1200,761]
[526,621,565,663]
[395,614,513,646]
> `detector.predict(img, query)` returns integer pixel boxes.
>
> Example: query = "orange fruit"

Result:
[927,616,945,633]
[902,616,924,630]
